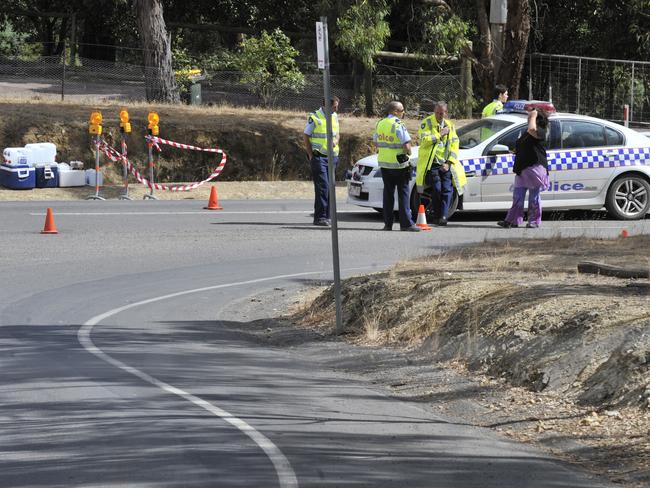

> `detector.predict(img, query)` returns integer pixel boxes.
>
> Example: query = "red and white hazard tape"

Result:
[97,137,227,192]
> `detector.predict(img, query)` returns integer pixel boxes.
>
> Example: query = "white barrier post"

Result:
[119,109,132,200]
[86,111,105,201]
[143,112,159,200]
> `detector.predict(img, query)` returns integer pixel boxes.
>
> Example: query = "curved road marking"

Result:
[79,267,371,488]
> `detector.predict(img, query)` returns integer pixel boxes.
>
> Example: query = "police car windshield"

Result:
[458,119,515,149]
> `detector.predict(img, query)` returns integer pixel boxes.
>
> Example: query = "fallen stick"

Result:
[577,261,650,279]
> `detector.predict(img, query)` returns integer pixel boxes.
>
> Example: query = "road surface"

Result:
[2,199,643,487]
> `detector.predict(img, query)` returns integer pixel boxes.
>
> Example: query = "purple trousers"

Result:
[504,164,549,226]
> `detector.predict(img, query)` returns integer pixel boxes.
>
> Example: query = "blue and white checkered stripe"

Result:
[461,146,650,176]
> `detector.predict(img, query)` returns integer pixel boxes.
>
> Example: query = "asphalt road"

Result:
[1,199,646,488]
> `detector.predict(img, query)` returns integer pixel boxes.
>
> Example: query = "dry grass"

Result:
[291,235,650,487]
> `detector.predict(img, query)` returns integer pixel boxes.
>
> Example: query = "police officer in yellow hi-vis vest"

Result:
[374,101,420,232]
[303,96,339,227]
[480,84,509,140]
[482,84,509,118]
[416,101,466,226]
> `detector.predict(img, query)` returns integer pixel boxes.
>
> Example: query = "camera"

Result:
[396,153,409,164]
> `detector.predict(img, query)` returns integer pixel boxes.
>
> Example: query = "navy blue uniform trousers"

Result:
[429,166,453,219]
[311,154,338,222]
[381,167,415,228]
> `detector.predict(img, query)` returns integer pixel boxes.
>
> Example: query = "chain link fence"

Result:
[200,72,355,111]
[0,53,151,101]
[9,48,648,125]
[525,53,650,126]
[374,70,464,116]
[0,48,465,114]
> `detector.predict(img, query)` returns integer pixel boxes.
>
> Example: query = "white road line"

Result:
[78,267,371,488]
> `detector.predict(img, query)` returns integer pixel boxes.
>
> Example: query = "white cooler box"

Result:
[58,163,86,187]
[3,147,33,166]
[25,143,56,165]
[85,168,103,186]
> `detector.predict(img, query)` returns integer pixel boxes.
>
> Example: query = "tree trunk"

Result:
[498,0,531,98]
[133,0,179,103]
[475,0,495,102]
[364,67,374,117]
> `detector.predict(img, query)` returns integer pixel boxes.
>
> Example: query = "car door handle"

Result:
[603,151,618,158]
[465,170,476,177]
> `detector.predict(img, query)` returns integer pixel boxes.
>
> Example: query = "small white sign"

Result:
[316,22,325,70]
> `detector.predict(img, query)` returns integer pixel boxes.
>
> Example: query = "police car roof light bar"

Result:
[502,100,556,114]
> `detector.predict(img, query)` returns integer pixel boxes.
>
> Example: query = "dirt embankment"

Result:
[293,236,650,487]
[0,100,414,183]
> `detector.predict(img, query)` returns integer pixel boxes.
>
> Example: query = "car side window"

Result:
[488,124,527,152]
[457,119,513,149]
[560,121,607,149]
[548,120,561,150]
[605,127,624,146]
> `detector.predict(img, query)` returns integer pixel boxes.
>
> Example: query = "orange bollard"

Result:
[41,208,58,234]
[415,205,432,230]
[620,229,629,238]
[204,186,223,210]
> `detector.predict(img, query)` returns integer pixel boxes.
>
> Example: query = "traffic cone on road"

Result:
[204,186,223,210]
[415,205,432,230]
[41,207,58,234]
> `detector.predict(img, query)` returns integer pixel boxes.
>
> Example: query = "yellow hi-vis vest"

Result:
[416,116,466,193]
[375,116,409,169]
[482,100,503,118]
[480,100,503,140]
[308,109,339,156]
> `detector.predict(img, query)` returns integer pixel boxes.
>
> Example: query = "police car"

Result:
[347,101,650,220]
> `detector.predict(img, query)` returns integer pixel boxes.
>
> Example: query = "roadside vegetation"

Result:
[293,235,650,488]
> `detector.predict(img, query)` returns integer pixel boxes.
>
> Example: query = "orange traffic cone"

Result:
[415,205,432,230]
[620,229,629,238]
[204,186,223,210]
[41,207,58,234]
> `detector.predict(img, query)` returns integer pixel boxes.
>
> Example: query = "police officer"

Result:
[303,96,340,227]
[374,101,419,232]
[416,101,466,226]
[480,85,509,141]
[482,84,509,117]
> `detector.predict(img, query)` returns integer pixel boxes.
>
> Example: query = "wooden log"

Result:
[577,261,650,279]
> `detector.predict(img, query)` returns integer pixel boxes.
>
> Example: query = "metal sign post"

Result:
[317,17,343,335]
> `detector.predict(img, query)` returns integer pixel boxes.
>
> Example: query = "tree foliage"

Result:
[335,0,390,70]
[229,28,305,106]
[0,0,649,107]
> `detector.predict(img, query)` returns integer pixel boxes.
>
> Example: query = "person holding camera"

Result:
[497,108,550,229]
[374,101,419,232]
[415,101,466,226]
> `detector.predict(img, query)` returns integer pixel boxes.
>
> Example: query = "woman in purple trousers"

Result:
[498,108,549,229]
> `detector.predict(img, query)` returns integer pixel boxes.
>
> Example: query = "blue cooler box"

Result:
[0,164,36,189]
[35,163,59,188]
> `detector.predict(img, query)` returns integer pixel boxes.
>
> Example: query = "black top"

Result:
[513,129,548,175]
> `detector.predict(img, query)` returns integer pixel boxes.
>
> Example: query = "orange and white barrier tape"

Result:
[97,137,227,192]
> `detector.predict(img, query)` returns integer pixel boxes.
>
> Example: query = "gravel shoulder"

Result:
[0,181,344,201]
[290,237,650,488]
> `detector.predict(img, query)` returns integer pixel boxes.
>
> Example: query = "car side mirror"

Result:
[488,144,511,155]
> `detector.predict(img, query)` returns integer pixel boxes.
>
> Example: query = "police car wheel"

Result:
[410,187,458,221]
[605,175,650,220]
